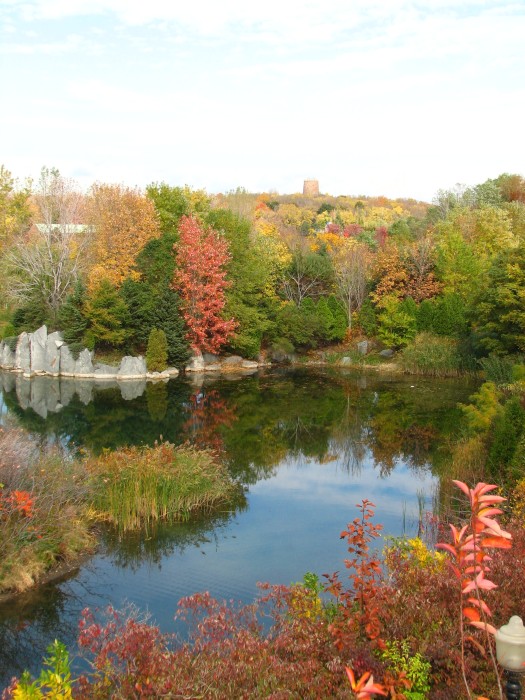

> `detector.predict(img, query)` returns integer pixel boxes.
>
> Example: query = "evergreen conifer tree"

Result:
[57,279,88,344]
[146,328,168,371]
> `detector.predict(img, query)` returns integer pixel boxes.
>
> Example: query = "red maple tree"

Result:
[173,215,237,354]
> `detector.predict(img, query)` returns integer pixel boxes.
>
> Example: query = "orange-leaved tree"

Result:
[173,215,237,354]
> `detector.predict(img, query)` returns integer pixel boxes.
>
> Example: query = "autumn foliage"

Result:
[86,183,161,290]
[173,215,237,354]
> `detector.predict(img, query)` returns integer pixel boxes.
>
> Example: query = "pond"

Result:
[0,368,476,689]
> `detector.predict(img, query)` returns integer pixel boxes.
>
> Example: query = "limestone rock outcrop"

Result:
[0,325,177,380]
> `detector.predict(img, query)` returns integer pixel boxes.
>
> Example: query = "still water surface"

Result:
[0,368,475,688]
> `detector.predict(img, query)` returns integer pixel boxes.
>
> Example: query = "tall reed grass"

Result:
[399,332,464,377]
[85,442,243,532]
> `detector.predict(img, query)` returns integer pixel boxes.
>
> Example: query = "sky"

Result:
[1,0,524,202]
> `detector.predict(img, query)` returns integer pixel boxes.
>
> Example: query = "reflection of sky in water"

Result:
[0,450,435,689]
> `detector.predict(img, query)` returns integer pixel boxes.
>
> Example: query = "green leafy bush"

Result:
[380,639,431,699]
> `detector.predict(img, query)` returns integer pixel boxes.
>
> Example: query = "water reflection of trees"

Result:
[99,503,247,571]
[0,369,472,483]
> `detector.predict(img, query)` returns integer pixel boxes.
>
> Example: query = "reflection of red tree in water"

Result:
[183,390,237,453]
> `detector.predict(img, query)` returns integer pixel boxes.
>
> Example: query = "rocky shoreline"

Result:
[0,325,261,380]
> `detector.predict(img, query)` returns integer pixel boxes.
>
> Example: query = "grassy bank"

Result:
[0,424,93,594]
[0,426,242,595]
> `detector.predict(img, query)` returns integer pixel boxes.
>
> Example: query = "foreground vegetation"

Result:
[5,480,525,699]
[0,427,242,596]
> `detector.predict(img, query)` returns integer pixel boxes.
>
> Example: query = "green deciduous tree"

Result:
[474,243,525,354]
[146,183,209,237]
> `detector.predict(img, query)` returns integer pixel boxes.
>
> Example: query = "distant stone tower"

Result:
[303,179,319,197]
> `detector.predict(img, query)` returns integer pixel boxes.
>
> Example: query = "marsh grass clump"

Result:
[85,442,243,531]
[399,332,463,377]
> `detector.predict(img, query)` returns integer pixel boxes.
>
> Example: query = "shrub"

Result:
[6,640,73,698]
[399,332,463,377]
[1,323,16,341]
[146,328,168,371]
[0,431,93,594]
[380,639,431,700]
[479,354,515,385]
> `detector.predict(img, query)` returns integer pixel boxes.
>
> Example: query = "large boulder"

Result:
[221,355,243,369]
[357,340,368,356]
[186,352,205,373]
[15,332,31,372]
[30,325,48,372]
[94,363,119,379]
[118,356,147,379]
[60,346,94,376]
[241,360,259,370]
[44,331,63,375]
[0,341,15,369]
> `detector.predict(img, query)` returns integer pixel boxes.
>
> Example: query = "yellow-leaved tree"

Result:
[85,183,161,290]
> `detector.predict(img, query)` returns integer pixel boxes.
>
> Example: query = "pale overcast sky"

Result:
[1,0,524,201]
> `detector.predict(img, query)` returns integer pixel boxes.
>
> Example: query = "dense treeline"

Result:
[1,167,525,370]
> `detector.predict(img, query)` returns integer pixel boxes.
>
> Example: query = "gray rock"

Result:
[379,348,395,358]
[202,353,220,365]
[241,360,259,370]
[30,325,48,372]
[44,331,63,375]
[1,341,16,369]
[204,362,222,372]
[118,355,147,378]
[221,355,243,368]
[15,332,31,372]
[76,348,95,375]
[120,379,146,401]
[60,346,94,375]
[164,367,179,377]
[94,363,119,378]
[340,356,352,366]
[186,352,205,372]
[357,340,368,356]
[59,345,76,375]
